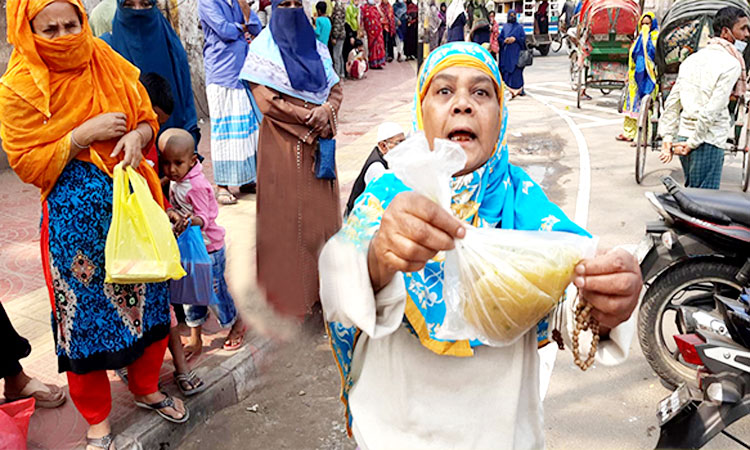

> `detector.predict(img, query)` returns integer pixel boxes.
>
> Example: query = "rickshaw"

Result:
[633,0,750,189]
[569,0,641,108]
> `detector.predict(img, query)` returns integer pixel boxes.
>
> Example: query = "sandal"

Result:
[135,393,190,424]
[216,190,237,205]
[174,371,207,397]
[115,368,129,386]
[4,378,66,409]
[87,433,115,450]
[222,326,247,351]
[615,134,633,142]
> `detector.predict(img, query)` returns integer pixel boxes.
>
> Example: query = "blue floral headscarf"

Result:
[327,42,589,435]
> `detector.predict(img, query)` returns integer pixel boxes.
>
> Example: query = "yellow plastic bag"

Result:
[104,164,186,284]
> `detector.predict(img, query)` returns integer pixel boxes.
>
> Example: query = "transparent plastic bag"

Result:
[105,164,186,284]
[386,133,598,347]
[439,227,598,346]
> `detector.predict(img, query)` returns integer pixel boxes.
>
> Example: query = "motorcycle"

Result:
[636,176,750,389]
[656,292,750,449]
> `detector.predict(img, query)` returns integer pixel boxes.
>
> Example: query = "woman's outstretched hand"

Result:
[368,192,465,292]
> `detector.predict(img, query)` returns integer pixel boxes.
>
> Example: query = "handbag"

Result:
[517,45,533,69]
[315,138,337,180]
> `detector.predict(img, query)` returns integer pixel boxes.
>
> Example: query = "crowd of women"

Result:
[0,0,344,447]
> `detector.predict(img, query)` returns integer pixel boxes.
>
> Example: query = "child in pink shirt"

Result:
[161,130,246,358]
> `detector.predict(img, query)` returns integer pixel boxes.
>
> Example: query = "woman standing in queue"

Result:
[240,0,342,318]
[0,0,188,447]
[499,9,527,97]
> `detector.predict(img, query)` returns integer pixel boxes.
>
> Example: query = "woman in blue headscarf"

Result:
[239,0,342,318]
[102,0,201,152]
[318,42,641,448]
[618,12,658,142]
[499,9,527,97]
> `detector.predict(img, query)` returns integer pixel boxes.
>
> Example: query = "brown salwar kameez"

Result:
[250,83,344,318]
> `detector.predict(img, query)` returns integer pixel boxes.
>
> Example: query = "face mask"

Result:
[641,24,650,34]
[735,39,748,53]
[508,14,516,23]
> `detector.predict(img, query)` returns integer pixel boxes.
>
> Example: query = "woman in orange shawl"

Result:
[0,0,187,447]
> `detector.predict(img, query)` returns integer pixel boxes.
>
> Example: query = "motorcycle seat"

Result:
[682,188,750,227]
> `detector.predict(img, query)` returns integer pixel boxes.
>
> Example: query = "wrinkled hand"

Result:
[77,112,128,146]
[573,248,642,332]
[305,106,329,134]
[658,141,673,164]
[505,36,516,44]
[368,192,465,291]
[110,130,145,168]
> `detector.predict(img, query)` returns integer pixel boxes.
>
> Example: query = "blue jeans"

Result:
[183,247,237,328]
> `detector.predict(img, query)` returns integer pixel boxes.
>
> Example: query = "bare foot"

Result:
[183,336,202,361]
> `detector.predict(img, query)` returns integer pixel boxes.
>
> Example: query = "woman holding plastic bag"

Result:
[319,42,642,448]
[0,0,187,447]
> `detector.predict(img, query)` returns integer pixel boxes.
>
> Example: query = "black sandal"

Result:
[87,433,115,449]
[174,371,207,397]
[134,393,190,424]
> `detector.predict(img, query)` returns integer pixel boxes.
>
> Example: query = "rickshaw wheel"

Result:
[569,51,579,91]
[576,67,584,109]
[635,96,652,184]
[742,149,750,192]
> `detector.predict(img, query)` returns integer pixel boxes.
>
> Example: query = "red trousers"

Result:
[67,337,168,425]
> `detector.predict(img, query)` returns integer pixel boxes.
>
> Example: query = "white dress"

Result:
[319,236,636,450]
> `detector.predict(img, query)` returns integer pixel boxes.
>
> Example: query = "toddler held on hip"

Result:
[160,130,247,359]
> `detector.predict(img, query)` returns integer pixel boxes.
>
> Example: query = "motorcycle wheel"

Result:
[638,259,742,389]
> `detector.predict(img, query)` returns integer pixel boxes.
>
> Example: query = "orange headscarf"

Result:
[0,0,162,203]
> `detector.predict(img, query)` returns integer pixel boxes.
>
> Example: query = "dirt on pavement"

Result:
[178,310,355,450]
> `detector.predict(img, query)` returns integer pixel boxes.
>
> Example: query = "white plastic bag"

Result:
[439,227,598,346]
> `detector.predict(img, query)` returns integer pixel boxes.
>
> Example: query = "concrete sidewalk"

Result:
[0,60,417,449]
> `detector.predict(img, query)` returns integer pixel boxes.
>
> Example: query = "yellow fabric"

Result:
[623,116,637,140]
[415,54,504,131]
[105,165,185,283]
[0,0,161,202]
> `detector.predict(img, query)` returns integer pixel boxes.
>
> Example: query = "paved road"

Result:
[181,51,750,449]
[522,51,750,450]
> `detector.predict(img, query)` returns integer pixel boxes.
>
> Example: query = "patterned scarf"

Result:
[708,36,748,98]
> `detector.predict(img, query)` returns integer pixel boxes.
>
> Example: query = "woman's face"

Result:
[122,0,153,9]
[421,66,501,176]
[641,16,652,27]
[31,1,82,39]
[279,0,303,7]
